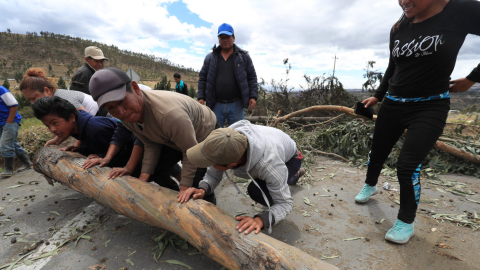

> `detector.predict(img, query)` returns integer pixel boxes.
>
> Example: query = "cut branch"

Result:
[269,105,376,127]
[269,105,480,166]
[33,146,338,270]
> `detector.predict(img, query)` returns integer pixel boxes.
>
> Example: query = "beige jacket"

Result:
[123,89,217,187]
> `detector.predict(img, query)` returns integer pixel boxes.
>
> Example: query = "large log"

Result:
[33,146,338,270]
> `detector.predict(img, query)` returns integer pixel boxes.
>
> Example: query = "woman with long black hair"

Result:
[354,0,480,244]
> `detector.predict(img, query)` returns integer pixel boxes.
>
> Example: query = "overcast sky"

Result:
[1,0,479,89]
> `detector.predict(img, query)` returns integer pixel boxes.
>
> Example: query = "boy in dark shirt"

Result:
[32,96,179,190]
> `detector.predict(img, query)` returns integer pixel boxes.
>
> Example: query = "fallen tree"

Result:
[270,105,480,166]
[33,146,339,270]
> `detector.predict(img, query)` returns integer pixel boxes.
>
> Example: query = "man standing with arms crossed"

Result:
[198,23,258,127]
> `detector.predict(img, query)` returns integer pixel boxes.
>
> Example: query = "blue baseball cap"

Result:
[218,23,234,36]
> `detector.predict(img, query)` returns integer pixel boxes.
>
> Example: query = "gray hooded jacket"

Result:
[198,120,297,229]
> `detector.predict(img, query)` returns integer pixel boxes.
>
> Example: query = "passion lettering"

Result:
[392,35,444,57]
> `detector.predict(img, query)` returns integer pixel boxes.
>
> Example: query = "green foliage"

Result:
[14,71,23,83]
[15,93,30,110]
[288,119,480,178]
[57,76,67,89]
[461,104,478,114]
[362,61,383,94]
[154,75,170,90]
[48,64,52,74]
[19,106,34,118]
[188,84,197,98]
[2,80,9,89]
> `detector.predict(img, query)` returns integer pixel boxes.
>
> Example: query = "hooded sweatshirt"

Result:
[198,120,297,228]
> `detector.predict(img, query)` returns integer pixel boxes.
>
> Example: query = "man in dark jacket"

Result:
[198,23,258,127]
[70,46,108,95]
[174,73,189,96]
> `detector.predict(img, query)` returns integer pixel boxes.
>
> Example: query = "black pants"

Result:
[109,145,180,191]
[247,154,302,205]
[151,122,220,204]
[365,99,449,223]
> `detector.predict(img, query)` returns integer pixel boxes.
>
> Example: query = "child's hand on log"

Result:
[82,158,110,170]
[235,216,263,235]
[108,167,133,179]
[177,187,205,203]
[60,146,79,152]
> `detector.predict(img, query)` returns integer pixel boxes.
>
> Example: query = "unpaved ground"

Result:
[1,156,479,270]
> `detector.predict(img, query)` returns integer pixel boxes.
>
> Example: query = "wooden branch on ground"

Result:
[269,105,480,166]
[246,116,332,124]
[305,146,349,163]
[33,146,339,270]
[269,105,376,127]
[292,114,346,131]
[434,141,480,164]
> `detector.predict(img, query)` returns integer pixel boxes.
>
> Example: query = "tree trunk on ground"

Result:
[33,146,338,270]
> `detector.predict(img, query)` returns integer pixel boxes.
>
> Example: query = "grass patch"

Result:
[18,118,54,158]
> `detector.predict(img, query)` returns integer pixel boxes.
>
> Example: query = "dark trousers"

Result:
[153,145,216,204]
[151,122,220,204]
[365,99,449,223]
[247,153,303,206]
[108,145,180,191]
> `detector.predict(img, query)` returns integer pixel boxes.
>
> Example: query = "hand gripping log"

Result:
[33,146,339,270]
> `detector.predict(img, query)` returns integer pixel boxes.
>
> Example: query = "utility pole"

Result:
[332,54,338,78]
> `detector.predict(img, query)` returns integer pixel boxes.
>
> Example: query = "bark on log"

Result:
[33,146,338,270]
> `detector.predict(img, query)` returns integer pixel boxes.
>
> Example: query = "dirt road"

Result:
[1,156,479,270]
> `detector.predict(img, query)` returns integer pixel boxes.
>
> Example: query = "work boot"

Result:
[385,219,415,244]
[1,157,14,178]
[16,153,33,172]
[298,168,306,178]
[354,184,378,203]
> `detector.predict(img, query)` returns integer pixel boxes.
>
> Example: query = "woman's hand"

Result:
[362,97,380,108]
[450,78,475,93]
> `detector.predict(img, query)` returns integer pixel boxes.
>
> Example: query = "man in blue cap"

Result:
[198,23,258,127]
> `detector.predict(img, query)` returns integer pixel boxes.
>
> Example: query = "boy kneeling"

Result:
[179,120,305,234]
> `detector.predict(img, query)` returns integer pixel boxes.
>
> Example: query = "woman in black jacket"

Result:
[354,0,480,244]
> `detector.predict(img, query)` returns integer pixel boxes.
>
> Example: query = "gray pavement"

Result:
[1,156,480,270]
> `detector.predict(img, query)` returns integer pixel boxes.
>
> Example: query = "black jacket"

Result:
[70,63,95,95]
[198,44,258,109]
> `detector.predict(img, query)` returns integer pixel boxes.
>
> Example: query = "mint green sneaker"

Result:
[385,219,415,244]
[354,184,378,203]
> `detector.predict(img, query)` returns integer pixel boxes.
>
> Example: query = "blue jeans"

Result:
[213,100,244,127]
[0,122,26,158]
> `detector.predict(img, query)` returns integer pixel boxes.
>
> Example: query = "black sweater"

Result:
[374,0,480,100]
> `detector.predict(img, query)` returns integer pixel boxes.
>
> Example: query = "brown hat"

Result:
[187,128,248,168]
[85,46,108,60]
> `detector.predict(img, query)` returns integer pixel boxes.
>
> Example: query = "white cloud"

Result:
[1,0,479,88]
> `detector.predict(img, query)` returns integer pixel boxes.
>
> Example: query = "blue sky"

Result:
[1,0,479,89]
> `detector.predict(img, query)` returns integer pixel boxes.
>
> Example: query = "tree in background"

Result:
[57,76,67,89]
[14,93,30,110]
[48,64,52,74]
[362,61,383,95]
[2,80,10,89]
[14,71,23,83]
[188,84,197,98]
[154,75,170,90]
